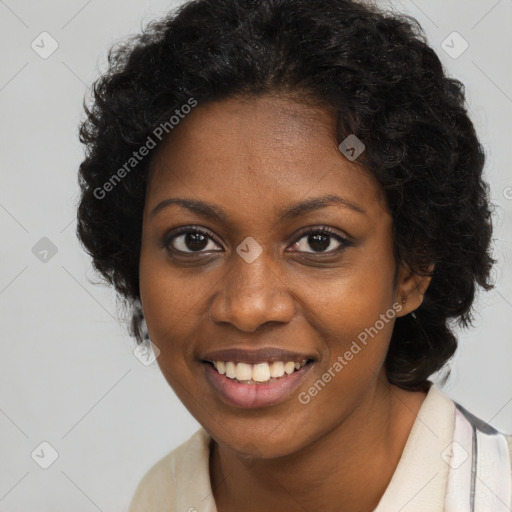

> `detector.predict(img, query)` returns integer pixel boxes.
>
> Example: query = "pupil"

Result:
[186,233,207,251]
[309,234,329,252]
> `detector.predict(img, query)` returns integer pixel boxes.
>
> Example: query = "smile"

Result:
[202,359,315,408]
[210,359,310,384]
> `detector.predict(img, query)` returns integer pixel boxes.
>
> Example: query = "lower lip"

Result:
[203,362,314,409]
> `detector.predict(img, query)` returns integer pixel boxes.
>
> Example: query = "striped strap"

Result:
[444,403,512,512]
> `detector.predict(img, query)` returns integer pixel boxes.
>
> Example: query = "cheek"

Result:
[296,281,397,428]
[139,246,198,354]
[311,291,395,384]
[299,251,397,376]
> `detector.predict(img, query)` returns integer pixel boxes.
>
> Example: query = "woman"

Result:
[76,0,512,510]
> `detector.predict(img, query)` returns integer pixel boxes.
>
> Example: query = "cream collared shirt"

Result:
[128,385,512,511]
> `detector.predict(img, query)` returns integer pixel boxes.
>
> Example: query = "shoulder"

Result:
[449,392,512,477]
[128,427,212,512]
[429,385,512,470]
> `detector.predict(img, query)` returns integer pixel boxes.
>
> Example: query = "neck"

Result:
[210,379,428,512]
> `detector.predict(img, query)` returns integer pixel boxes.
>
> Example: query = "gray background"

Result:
[0,0,511,510]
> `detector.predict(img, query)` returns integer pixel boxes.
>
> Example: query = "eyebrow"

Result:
[150,194,366,221]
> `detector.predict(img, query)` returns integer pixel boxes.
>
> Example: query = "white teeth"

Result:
[212,359,309,383]
[225,361,236,379]
[235,362,252,381]
[269,361,285,378]
[284,361,296,374]
[252,363,271,382]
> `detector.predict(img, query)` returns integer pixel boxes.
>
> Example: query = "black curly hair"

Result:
[76,0,495,391]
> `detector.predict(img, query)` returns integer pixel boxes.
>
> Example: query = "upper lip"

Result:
[201,347,316,364]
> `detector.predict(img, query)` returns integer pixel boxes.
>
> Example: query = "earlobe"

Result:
[396,263,434,317]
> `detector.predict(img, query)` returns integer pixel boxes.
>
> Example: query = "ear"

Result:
[394,263,434,317]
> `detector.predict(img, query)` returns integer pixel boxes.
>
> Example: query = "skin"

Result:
[139,94,432,512]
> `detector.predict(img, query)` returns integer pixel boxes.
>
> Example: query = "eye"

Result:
[163,226,222,254]
[289,226,351,254]
[162,225,351,256]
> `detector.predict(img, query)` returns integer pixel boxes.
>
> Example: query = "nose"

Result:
[208,250,295,332]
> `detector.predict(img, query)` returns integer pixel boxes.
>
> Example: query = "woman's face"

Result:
[139,94,418,458]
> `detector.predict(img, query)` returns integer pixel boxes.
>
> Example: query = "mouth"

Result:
[201,357,316,408]
[203,359,314,384]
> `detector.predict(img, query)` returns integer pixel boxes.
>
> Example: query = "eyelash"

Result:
[161,225,352,256]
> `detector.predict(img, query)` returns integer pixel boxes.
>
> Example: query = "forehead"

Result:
[145,95,385,219]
